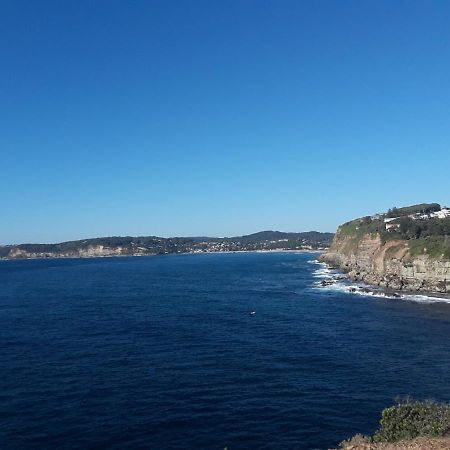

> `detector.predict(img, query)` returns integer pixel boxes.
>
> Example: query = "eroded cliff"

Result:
[6,245,145,259]
[321,229,450,294]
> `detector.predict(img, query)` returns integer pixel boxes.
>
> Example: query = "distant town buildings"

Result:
[385,222,401,231]
[406,208,450,221]
[430,208,450,219]
[382,207,450,231]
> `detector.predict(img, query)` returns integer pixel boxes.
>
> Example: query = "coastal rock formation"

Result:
[321,231,450,294]
[6,245,136,259]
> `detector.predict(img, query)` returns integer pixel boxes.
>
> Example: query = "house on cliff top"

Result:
[385,222,401,231]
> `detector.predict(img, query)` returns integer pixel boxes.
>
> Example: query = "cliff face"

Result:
[321,230,450,294]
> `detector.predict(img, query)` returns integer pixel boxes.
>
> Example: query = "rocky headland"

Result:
[321,203,450,295]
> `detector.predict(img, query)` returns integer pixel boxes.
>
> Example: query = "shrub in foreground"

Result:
[372,399,450,442]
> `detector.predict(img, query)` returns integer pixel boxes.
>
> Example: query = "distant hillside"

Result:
[0,231,333,260]
[228,230,334,243]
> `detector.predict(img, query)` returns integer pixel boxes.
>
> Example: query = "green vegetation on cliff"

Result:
[386,203,441,218]
[408,236,450,259]
[337,203,450,260]
[339,217,383,237]
[339,400,450,448]
[373,400,450,442]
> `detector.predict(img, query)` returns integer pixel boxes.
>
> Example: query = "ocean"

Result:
[2,251,450,449]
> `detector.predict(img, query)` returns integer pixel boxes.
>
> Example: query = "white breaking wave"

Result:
[399,293,450,304]
[313,267,334,279]
[314,279,450,304]
[309,260,450,304]
[309,260,339,280]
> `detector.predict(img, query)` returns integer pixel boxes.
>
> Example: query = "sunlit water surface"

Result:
[2,252,450,449]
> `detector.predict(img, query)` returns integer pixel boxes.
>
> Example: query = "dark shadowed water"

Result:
[2,252,450,450]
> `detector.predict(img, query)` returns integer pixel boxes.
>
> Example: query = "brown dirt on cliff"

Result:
[378,239,409,262]
[338,434,450,449]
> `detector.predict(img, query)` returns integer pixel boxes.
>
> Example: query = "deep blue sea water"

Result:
[2,252,450,450]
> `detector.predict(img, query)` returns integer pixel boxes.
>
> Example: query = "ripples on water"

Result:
[2,252,450,449]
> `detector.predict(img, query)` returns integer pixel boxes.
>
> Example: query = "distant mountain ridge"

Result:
[228,230,333,243]
[0,231,334,259]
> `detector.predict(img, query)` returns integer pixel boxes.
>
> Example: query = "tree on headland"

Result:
[387,207,398,218]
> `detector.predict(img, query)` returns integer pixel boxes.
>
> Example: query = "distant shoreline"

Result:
[0,248,325,262]
[187,249,323,255]
[0,231,333,260]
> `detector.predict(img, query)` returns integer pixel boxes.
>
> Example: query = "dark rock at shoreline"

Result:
[320,232,450,295]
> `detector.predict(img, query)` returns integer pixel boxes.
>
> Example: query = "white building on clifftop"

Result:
[432,208,450,219]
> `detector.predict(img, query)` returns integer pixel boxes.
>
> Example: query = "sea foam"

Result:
[308,259,450,304]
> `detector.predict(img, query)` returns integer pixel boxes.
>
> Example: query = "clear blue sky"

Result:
[1,1,450,244]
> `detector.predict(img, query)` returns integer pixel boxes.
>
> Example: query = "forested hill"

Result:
[0,231,333,259]
[230,231,334,243]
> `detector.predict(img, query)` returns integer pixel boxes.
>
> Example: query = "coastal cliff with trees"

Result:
[0,231,333,260]
[321,203,450,294]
